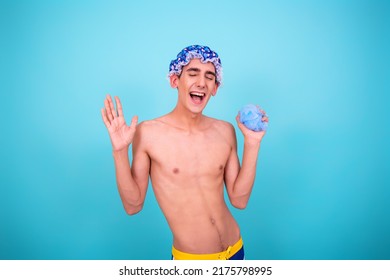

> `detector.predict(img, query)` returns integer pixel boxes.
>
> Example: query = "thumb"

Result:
[130,115,138,128]
[235,114,245,130]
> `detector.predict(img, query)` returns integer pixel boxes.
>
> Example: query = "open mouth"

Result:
[189,91,205,104]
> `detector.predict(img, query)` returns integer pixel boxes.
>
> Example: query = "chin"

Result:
[188,107,204,115]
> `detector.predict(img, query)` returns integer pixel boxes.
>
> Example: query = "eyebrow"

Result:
[186,67,216,77]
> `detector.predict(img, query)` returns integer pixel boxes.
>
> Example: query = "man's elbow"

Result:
[124,204,143,215]
[231,198,248,210]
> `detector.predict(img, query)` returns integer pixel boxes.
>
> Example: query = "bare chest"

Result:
[148,131,232,177]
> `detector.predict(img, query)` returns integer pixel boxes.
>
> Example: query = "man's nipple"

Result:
[173,168,179,174]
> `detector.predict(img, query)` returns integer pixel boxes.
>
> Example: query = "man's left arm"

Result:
[224,114,268,209]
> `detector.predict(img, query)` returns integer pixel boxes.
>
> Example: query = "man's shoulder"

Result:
[203,117,237,147]
[136,115,174,138]
[136,118,163,136]
[206,116,235,133]
[133,118,165,152]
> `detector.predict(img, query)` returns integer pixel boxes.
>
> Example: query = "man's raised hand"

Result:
[235,109,268,144]
[101,94,138,151]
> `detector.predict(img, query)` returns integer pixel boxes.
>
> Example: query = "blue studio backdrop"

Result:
[1,0,389,259]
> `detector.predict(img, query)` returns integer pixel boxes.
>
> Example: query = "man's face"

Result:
[170,58,219,114]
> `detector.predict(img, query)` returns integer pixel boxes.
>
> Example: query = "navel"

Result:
[219,165,223,170]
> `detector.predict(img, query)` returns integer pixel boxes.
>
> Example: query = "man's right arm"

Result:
[101,95,150,215]
[113,130,150,215]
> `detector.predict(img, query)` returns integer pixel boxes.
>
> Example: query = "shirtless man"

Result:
[101,45,268,260]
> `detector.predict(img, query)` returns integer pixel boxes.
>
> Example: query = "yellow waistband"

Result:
[172,238,243,260]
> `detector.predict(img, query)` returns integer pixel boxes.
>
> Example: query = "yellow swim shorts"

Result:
[172,238,244,260]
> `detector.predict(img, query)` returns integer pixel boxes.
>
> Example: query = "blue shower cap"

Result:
[168,45,222,85]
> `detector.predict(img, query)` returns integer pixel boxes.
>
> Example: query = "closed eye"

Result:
[186,68,200,76]
[205,71,216,81]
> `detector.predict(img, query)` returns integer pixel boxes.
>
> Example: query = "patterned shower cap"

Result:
[168,45,222,85]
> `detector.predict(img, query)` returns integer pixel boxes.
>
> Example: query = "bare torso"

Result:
[137,115,240,254]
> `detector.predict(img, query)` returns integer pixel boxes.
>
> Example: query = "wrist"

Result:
[244,137,261,148]
[112,146,129,157]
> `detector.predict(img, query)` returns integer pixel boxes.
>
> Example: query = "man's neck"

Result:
[168,106,206,131]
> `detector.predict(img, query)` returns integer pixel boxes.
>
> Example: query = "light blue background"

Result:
[1,0,389,260]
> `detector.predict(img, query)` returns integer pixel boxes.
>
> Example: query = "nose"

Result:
[196,75,206,88]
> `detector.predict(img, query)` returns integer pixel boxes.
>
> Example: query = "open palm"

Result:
[101,95,138,151]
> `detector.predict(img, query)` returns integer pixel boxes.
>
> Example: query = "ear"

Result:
[211,84,219,96]
[169,74,179,88]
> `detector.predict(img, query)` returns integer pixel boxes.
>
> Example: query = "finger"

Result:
[101,108,111,128]
[107,94,117,118]
[115,96,124,118]
[235,115,247,131]
[104,98,114,121]
[130,115,138,128]
[236,114,245,126]
[259,107,266,115]
[256,105,266,115]
[235,114,241,124]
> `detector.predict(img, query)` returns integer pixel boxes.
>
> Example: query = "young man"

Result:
[101,45,268,260]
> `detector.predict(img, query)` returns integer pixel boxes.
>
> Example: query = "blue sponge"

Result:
[239,104,268,132]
